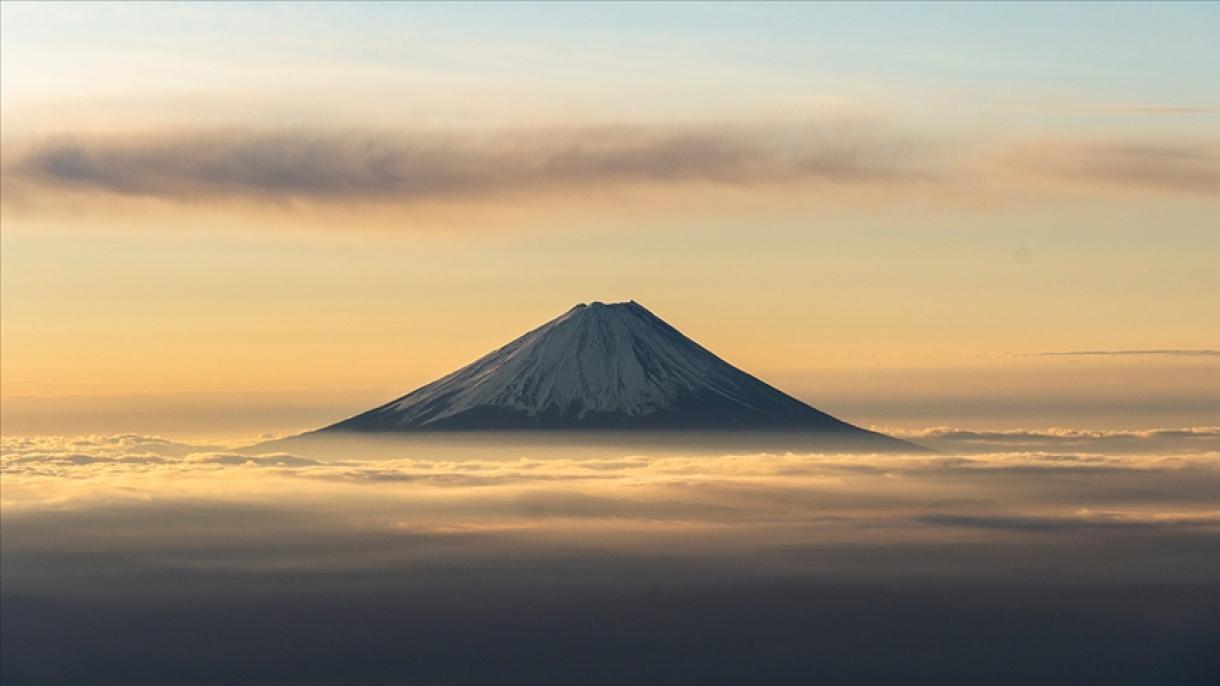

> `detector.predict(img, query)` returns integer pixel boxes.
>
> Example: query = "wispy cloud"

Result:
[1031,349,1220,357]
[3,124,934,204]
[1000,138,1220,194]
[1075,105,1220,115]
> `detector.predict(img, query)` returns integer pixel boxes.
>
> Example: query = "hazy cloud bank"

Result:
[2,431,1217,601]
[5,429,1218,487]
[4,431,1217,528]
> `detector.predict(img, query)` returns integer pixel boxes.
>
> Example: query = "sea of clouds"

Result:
[3,429,1218,685]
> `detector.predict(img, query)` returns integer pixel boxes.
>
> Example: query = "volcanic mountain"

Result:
[314,301,910,448]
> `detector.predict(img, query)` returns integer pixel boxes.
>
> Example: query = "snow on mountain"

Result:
[319,301,880,434]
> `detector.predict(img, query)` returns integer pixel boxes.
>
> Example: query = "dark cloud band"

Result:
[6,126,929,203]
[7,127,1215,212]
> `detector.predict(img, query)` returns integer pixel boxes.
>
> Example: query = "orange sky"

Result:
[1,3,1217,438]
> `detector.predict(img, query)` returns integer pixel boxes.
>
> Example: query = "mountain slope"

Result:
[318,301,890,437]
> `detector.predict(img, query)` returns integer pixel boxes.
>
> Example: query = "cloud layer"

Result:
[5,431,1217,523]
[4,431,1217,686]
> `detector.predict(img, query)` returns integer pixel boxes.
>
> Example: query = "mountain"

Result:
[313,301,911,448]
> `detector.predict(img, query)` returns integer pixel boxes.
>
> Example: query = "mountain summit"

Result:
[318,301,901,445]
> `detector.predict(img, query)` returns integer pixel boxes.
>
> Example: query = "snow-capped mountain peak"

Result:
[320,301,877,434]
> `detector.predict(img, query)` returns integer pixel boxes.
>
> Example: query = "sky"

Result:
[1,1,1218,438]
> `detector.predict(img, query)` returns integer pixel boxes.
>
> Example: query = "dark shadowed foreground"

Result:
[2,433,1218,685]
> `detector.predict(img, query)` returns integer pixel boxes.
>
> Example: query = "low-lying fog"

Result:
[3,429,1218,685]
